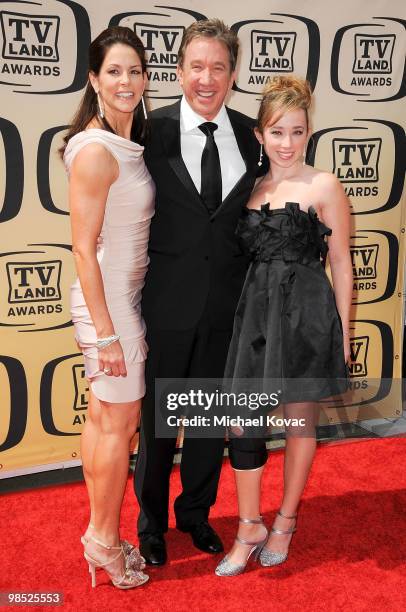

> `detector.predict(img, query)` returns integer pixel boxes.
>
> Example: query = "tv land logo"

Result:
[0,353,87,452]
[232,14,319,94]
[346,321,393,383]
[40,354,89,435]
[351,244,378,289]
[6,260,62,306]
[109,6,206,99]
[135,23,184,71]
[332,319,395,408]
[331,18,406,102]
[1,11,59,62]
[348,335,369,377]
[350,230,398,305]
[250,31,296,72]
[353,34,395,74]
[0,245,73,331]
[0,1,90,94]
[308,119,404,214]
[333,138,381,186]
[72,364,88,415]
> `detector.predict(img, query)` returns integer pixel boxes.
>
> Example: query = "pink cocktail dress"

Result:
[64,129,155,402]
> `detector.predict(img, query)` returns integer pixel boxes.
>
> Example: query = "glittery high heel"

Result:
[81,523,146,571]
[259,509,297,567]
[215,517,268,576]
[84,535,149,590]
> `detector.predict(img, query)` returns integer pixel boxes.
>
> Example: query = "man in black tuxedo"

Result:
[134,19,263,565]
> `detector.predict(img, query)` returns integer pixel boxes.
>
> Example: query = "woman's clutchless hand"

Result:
[98,340,127,377]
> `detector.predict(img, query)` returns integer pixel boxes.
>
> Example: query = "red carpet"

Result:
[1,438,406,612]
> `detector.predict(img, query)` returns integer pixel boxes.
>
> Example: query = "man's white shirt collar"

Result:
[180,96,231,133]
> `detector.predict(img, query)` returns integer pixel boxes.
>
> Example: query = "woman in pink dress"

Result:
[61,26,154,589]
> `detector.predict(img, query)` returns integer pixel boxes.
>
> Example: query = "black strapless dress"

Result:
[224,202,348,404]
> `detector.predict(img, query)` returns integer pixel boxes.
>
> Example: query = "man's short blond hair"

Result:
[177,19,239,72]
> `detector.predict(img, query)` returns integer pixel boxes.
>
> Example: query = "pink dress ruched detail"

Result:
[64,129,155,402]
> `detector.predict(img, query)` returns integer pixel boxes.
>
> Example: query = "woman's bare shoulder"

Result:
[308,166,341,189]
[71,142,118,184]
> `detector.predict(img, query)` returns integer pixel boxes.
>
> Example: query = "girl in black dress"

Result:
[216,75,352,576]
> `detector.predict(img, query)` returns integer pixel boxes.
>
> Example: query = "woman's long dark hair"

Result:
[59,26,148,158]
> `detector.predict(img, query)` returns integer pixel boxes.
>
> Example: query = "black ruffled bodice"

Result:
[224,201,348,404]
[237,202,331,264]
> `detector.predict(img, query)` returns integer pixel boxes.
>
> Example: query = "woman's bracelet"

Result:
[96,334,120,349]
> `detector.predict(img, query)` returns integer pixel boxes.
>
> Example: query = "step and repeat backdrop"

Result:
[0,0,405,476]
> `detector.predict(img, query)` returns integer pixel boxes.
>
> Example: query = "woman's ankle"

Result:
[237,522,266,538]
[274,512,296,526]
[92,528,120,548]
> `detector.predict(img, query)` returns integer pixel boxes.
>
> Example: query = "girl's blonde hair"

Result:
[257,75,312,132]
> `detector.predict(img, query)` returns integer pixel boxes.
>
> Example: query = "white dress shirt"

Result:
[180,96,246,201]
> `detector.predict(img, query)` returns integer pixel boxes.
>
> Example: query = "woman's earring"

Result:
[96,92,104,119]
[141,95,147,120]
[303,147,307,166]
[258,144,263,167]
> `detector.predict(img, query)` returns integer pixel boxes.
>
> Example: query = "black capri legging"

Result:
[228,436,268,470]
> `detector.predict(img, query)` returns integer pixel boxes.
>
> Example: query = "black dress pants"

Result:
[134,308,232,536]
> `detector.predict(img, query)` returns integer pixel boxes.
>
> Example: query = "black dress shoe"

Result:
[178,521,224,554]
[139,534,167,566]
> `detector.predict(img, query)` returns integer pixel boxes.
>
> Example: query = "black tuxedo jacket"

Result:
[142,100,262,331]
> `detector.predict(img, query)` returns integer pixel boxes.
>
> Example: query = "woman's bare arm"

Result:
[69,143,126,377]
[318,172,353,363]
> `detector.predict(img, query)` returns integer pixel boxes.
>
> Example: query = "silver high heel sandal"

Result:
[215,517,268,576]
[259,509,297,567]
[81,523,146,571]
[84,535,149,590]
